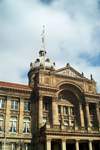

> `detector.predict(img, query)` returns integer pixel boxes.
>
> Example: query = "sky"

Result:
[0,0,100,91]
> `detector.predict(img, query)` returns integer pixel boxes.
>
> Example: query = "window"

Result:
[11,100,18,110]
[0,115,4,132]
[11,143,16,150]
[43,101,49,111]
[63,106,68,115]
[23,118,30,133]
[24,102,30,112]
[43,116,48,125]
[24,143,30,150]
[69,117,74,127]
[58,105,61,114]
[69,107,74,115]
[64,119,69,126]
[9,117,17,133]
[59,105,75,127]
[0,99,4,108]
[43,96,51,111]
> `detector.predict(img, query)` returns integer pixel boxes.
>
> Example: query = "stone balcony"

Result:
[40,123,100,136]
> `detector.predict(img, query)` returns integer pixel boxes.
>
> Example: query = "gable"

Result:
[55,65,83,79]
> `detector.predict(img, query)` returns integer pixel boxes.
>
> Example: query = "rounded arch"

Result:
[56,82,85,127]
[56,80,84,93]
[56,81,84,103]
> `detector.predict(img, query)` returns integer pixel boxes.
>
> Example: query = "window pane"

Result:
[15,101,18,110]
[58,105,61,114]
[70,107,74,115]
[11,101,18,110]
[10,117,17,132]
[24,102,30,112]
[0,99,4,108]
[0,116,4,131]
[63,106,68,115]
[23,118,30,133]
[11,143,16,150]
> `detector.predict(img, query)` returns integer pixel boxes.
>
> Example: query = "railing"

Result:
[41,123,100,134]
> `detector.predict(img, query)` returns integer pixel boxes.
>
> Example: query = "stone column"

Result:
[85,102,91,130]
[52,97,59,125]
[75,140,79,150]
[38,96,43,128]
[62,140,66,150]
[19,98,24,134]
[89,141,93,150]
[46,139,51,150]
[79,103,85,128]
[96,103,100,130]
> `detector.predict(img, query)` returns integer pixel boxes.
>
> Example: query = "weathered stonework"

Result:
[0,49,100,150]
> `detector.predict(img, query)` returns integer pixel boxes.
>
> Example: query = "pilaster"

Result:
[19,98,24,134]
[79,103,85,128]
[52,97,59,125]
[5,96,11,134]
[96,103,100,130]
[85,102,91,131]
[38,96,43,128]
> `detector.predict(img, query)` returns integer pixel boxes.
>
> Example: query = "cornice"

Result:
[38,84,58,92]
[0,86,32,94]
[45,130,100,137]
[84,93,100,99]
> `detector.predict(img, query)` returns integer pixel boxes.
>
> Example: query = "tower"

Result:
[28,26,56,150]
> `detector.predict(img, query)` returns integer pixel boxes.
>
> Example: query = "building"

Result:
[0,33,100,150]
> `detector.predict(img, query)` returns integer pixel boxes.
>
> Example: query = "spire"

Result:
[39,25,46,57]
[29,26,55,70]
[41,25,46,50]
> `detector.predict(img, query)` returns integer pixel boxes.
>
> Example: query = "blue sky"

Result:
[0,0,100,91]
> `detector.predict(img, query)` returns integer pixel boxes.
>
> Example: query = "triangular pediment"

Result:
[55,65,83,79]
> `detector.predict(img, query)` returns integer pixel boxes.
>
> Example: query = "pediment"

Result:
[55,65,83,79]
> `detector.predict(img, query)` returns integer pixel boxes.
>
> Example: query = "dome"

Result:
[30,50,55,70]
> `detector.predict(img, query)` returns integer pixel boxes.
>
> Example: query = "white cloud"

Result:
[0,0,100,91]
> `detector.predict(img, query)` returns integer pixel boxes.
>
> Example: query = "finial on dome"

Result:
[82,72,84,77]
[90,74,93,80]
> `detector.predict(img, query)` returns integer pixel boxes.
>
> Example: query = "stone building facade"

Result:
[0,48,100,150]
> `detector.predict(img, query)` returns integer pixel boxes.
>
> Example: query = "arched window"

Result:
[58,90,80,127]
